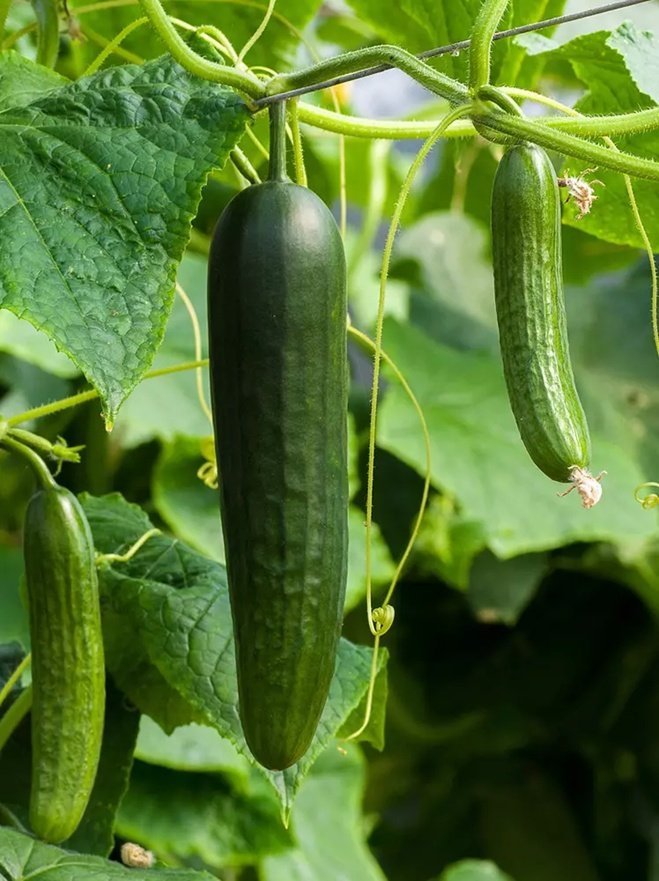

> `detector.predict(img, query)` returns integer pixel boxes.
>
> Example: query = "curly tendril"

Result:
[634,483,659,510]
[372,605,395,635]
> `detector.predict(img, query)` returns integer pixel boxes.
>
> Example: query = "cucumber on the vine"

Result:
[207,103,349,770]
[25,483,105,843]
[491,142,592,486]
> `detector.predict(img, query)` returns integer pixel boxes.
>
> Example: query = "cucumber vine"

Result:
[128,0,659,183]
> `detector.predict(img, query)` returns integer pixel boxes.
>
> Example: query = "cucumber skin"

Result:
[24,486,105,843]
[491,143,591,482]
[208,180,349,770]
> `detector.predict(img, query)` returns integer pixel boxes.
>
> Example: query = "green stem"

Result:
[0,435,56,489]
[268,100,288,181]
[136,0,264,98]
[236,0,274,62]
[295,102,659,141]
[82,14,147,74]
[29,0,59,67]
[288,100,307,187]
[468,0,509,91]
[297,104,474,138]
[0,686,32,753]
[0,654,31,712]
[7,358,208,428]
[474,109,659,181]
[81,21,143,63]
[505,90,659,138]
[266,45,469,105]
[8,427,81,462]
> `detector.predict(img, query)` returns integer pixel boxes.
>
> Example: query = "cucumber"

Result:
[24,484,105,843]
[207,103,348,770]
[491,142,591,483]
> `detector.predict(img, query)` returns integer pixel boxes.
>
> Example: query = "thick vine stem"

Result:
[297,104,475,139]
[137,0,264,98]
[473,108,659,181]
[506,95,659,139]
[469,0,509,91]
[296,102,659,141]
[266,45,470,106]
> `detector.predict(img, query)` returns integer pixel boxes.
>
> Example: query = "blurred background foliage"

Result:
[1,0,658,878]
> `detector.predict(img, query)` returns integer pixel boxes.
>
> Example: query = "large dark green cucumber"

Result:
[491,142,591,482]
[207,104,348,770]
[25,484,105,843]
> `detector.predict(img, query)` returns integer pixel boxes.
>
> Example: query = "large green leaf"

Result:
[0,825,214,879]
[83,492,387,814]
[260,745,386,881]
[396,212,497,353]
[0,54,248,422]
[0,51,65,107]
[134,716,251,782]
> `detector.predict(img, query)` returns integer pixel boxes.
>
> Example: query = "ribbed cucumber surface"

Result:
[208,180,348,770]
[25,485,105,843]
[491,143,591,482]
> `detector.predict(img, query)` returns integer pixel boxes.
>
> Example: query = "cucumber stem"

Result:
[0,435,57,489]
[268,101,289,182]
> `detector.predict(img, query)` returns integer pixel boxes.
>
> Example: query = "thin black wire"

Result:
[253,0,653,107]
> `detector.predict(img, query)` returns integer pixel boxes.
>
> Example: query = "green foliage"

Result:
[71,0,324,73]
[377,313,654,557]
[117,760,292,868]
[0,825,214,879]
[83,492,387,813]
[0,1,658,878]
[261,745,386,881]
[536,23,659,247]
[0,54,248,422]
